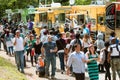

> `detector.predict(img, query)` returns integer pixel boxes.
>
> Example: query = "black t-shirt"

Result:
[33,42,42,54]
[56,38,66,51]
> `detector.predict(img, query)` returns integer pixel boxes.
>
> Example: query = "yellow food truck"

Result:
[34,5,106,36]
[34,6,71,35]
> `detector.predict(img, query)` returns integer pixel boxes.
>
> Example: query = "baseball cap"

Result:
[110,37,116,41]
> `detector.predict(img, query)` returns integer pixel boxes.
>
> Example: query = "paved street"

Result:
[0,44,119,80]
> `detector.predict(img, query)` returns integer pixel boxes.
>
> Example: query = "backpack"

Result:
[110,44,120,57]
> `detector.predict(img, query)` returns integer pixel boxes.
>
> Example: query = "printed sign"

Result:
[105,3,115,30]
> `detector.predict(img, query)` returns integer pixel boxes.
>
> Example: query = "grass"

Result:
[0,57,27,80]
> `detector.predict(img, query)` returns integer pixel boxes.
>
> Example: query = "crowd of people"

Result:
[0,18,120,80]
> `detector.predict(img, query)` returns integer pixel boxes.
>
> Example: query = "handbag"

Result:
[31,49,35,56]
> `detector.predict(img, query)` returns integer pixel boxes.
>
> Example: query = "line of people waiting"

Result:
[1,20,120,80]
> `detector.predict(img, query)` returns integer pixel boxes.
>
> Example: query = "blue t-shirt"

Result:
[43,41,57,57]
[28,22,33,30]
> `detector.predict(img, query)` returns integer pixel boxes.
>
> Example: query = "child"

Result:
[36,56,45,77]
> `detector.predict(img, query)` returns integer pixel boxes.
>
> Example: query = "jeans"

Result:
[8,46,14,55]
[35,54,40,64]
[58,52,65,71]
[45,55,56,76]
[111,58,120,80]
[15,50,24,72]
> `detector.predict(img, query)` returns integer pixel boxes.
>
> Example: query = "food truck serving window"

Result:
[58,13,65,23]
[39,12,47,22]
[98,15,104,25]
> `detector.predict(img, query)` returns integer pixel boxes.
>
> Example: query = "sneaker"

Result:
[21,70,25,74]
[51,76,56,80]
[45,74,49,78]
[56,69,61,72]
[61,70,65,74]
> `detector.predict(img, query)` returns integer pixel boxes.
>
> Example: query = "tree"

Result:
[76,0,98,5]
[0,0,38,18]
[0,0,117,19]
[53,0,69,5]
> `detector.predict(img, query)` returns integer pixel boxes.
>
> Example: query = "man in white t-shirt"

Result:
[13,30,25,73]
[108,37,120,80]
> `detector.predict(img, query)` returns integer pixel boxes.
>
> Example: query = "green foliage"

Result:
[54,0,69,3]
[111,0,116,1]
[56,0,69,6]
[0,0,117,18]
[76,0,92,5]
[0,0,38,18]
[75,0,117,5]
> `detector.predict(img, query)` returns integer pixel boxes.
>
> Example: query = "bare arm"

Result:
[82,53,93,63]
[13,38,17,45]
[41,46,45,56]
[107,52,111,63]
[92,55,100,62]
[13,35,18,45]
[53,47,58,53]
[66,66,70,75]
